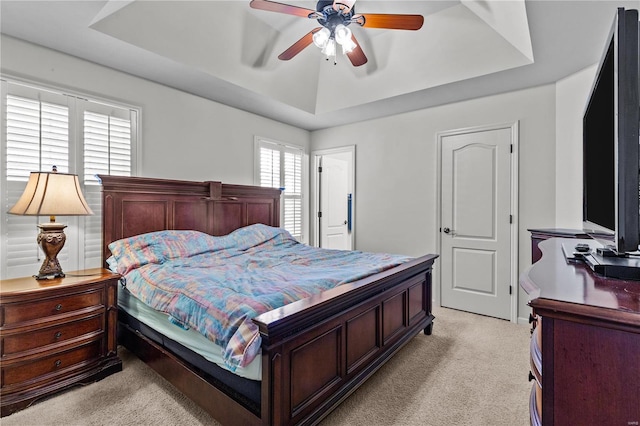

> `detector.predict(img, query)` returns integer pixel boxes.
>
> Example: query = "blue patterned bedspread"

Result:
[108,224,411,371]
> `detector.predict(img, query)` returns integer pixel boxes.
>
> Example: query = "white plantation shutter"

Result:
[283,150,303,239]
[1,79,138,279]
[255,139,305,241]
[260,146,280,188]
[6,95,70,180]
[83,112,132,183]
[4,91,71,276]
[80,104,136,268]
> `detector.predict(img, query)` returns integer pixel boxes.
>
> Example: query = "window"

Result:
[1,79,138,279]
[81,105,136,267]
[255,138,305,242]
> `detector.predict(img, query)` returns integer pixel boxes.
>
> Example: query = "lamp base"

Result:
[35,223,67,280]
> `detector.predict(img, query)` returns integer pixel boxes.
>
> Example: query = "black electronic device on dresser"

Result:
[581,7,640,280]
[582,8,639,257]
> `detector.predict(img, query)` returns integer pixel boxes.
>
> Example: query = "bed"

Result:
[100,175,437,426]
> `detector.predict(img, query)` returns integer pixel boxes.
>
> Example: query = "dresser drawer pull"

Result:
[54,359,62,368]
[54,331,62,339]
[528,371,535,382]
[55,304,63,311]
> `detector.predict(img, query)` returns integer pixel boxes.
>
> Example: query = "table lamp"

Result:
[8,166,93,279]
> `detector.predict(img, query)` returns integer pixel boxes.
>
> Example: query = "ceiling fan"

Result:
[249,0,424,66]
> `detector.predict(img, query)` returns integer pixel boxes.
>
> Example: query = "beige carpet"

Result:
[2,307,531,426]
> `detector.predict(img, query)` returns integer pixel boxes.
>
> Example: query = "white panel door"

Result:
[440,127,513,320]
[320,154,351,250]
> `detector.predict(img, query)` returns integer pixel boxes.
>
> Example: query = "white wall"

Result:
[311,85,557,320]
[555,64,598,228]
[2,35,597,322]
[0,36,310,184]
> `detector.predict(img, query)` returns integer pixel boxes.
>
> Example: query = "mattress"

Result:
[108,225,411,370]
[117,284,262,381]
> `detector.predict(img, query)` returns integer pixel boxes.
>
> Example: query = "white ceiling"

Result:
[1,0,638,130]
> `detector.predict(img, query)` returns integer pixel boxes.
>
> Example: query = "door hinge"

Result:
[318,166,322,173]
[510,144,513,153]
[509,285,513,295]
[509,214,513,224]
[318,211,322,218]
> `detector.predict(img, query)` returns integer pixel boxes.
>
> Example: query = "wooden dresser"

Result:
[0,268,122,417]
[520,237,640,426]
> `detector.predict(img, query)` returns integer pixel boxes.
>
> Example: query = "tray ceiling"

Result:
[1,1,637,130]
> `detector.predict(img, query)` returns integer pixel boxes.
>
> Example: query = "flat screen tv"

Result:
[583,7,639,255]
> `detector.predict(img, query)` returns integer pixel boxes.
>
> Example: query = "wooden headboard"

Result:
[99,175,281,265]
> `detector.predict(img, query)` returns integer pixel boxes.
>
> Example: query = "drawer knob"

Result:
[529,313,537,324]
[54,359,62,368]
[54,331,62,339]
[55,304,63,311]
[528,371,535,382]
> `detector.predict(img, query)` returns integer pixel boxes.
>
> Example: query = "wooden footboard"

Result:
[256,255,436,425]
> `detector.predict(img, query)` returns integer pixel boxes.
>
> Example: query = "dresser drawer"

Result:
[529,382,542,426]
[1,340,102,388]
[529,324,542,385]
[1,289,103,326]
[1,314,104,357]
[535,382,542,420]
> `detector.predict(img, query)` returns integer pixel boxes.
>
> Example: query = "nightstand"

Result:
[0,268,122,417]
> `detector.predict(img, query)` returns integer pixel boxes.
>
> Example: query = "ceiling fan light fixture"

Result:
[313,27,331,48]
[252,0,422,67]
[334,24,352,45]
[341,38,357,54]
[322,38,336,57]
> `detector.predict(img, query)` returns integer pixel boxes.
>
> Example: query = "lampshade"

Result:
[9,171,93,217]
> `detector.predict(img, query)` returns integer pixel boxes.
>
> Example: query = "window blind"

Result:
[256,139,305,241]
[82,110,134,266]
[5,94,70,275]
[283,151,303,239]
[6,94,69,180]
[1,80,138,279]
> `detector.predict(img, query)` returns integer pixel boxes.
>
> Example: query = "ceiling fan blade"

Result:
[278,28,322,61]
[333,0,356,13]
[356,13,424,30]
[346,34,367,67]
[250,0,316,18]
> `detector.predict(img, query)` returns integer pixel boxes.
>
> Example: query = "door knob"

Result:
[443,227,451,234]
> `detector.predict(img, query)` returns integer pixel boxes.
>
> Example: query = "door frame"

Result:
[435,122,519,323]
[311,145,356,248]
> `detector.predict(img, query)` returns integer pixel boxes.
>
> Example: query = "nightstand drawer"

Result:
[1,289,103,326]
[1,314,104,357]
[1,340,102,388]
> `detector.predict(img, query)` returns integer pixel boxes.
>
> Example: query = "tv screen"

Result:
[583,7,639,254]
[583,40,615,233]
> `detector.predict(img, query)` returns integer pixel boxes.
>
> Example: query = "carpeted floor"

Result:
[2,306,531,426]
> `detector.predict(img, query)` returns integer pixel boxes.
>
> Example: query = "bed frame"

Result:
[100,175,437,426]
